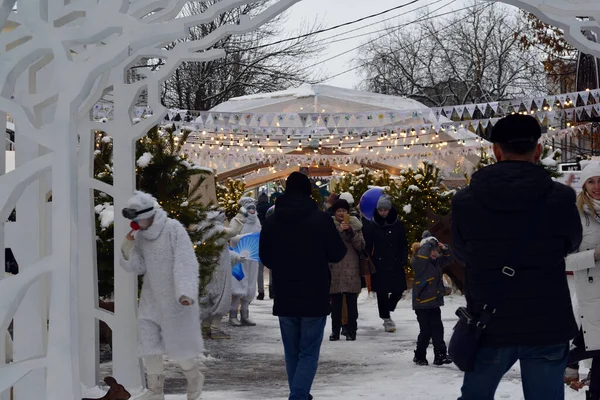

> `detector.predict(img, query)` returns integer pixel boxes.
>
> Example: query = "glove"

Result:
[594,246,600,261]
[239,206,249,218]
[121,237,135,260]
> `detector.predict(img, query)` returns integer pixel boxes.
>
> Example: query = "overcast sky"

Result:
[276,0,518,90]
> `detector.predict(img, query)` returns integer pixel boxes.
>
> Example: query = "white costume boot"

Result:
[240,308,256,326]
[229,309,242,326]
[137,355,165,400]
[179,359,205,400]
[210,316,231,339]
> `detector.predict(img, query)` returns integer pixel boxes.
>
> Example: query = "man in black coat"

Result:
[259,172,347,400]
[363,195,409,333]
[451,114,582,399]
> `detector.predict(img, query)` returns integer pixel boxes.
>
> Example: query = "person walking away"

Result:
[259,172,347,400]
[565,162,600,400]
[451,114,582,400]
[256,192,272,300]
[362,195,409,333]
[120,191,204,400]
[411,231,453,366]
[328,199,365,342]
[229,197,262,326]
[197,209,247,339]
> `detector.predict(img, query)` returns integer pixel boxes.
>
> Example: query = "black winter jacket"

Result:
[363,207,409,294]
[412,245,453,310]
[259,193,347,317]
[451,161,582,346]
[256,200,271,226]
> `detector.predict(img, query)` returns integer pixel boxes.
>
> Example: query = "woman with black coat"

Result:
[363,195,409,333]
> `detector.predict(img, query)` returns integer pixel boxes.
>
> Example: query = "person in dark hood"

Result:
[362,194,409,333]
[259,172,347,400]
[452,114,582,399]
[256,192,272,300]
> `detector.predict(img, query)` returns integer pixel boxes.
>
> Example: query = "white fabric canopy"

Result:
[187,85,487,176]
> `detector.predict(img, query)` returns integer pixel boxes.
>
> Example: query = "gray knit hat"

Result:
[376,195,392,211]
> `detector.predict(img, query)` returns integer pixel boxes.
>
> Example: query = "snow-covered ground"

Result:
[86,291,587,399]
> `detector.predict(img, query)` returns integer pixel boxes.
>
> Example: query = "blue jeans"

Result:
[278,316,327,400]
[459,343,569,400]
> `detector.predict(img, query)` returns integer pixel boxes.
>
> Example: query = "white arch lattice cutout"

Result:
[0,1,299,399]
[496,0,600,58]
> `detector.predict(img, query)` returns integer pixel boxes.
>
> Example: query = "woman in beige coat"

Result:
[329,199,365,341]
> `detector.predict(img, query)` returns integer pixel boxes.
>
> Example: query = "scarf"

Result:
[583,192,600,224]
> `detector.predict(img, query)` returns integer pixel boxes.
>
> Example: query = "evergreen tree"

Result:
[93,131,115,298]
[336,167,395,203]
[389,161,454,270]
[216,178,247,220]
[135,125,224,294]
[93,124,224,297]
[471,145,563,178]
[540,146,563,179]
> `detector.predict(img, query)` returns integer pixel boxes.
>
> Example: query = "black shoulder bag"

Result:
[448,265,515,372]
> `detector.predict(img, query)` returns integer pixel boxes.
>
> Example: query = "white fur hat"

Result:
[580,162,600,188]
[126,191,159,220]
[339,192,355,205]
[238,196,256,209]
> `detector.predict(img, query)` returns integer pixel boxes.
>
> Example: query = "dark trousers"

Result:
[415,307,446,356]
[331,293,358,334]
[376,290,403,319]
[568,331,600,393]
[459,343,569,400]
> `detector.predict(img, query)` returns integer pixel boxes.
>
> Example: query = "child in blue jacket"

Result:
[411,230,453,366]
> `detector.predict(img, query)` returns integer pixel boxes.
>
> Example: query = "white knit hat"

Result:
[126,191,158,220]
[339,192,354,205]
[580,162,600,188]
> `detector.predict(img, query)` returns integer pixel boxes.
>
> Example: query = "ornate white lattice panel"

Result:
[497,0,600,58]
[0,0,299,399]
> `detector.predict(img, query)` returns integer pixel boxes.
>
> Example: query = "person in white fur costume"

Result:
[229,197,262,326]
[119,191,203,400]
[198,209,247,339]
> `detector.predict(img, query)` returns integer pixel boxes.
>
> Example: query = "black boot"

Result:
[257,292,265,300]
[413,350,428,366]
[329,331,340,341]
[433,351,452,366]
[346,331,356,341]
[341,325,348,337]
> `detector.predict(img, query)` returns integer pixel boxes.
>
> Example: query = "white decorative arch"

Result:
[0,1,299,399]
[496,0,600,58]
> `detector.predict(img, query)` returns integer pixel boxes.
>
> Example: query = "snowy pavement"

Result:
[88,291,587,399]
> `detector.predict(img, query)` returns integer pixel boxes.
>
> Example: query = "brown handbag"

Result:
[359,246,376,277]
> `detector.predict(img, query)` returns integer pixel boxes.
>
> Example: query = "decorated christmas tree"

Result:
[389,161,454,254]
[471,145,563,179]
[336,167,396,203]
[135,125,224,293]
[216,178,247,220]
